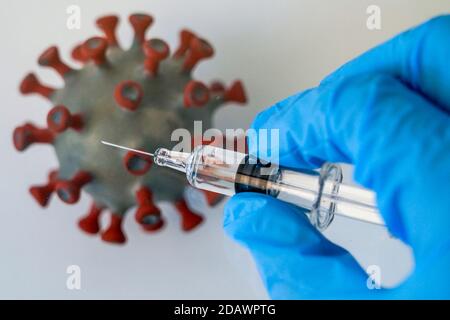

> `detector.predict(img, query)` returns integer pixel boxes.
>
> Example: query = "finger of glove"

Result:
[322,15,450,112]
[224,193,380,299]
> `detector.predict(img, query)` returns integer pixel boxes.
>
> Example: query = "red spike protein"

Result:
[14,13,247,244]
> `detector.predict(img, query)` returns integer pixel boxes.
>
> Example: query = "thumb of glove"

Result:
[224,192,383,299]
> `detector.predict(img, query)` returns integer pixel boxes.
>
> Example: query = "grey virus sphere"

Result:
[13,13,247,244]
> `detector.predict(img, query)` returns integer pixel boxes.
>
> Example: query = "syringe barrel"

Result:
[185,145,384,230]
[273,164,384,229]
[185,146,247,196]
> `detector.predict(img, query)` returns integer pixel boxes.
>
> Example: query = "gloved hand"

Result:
[224,15,450,299]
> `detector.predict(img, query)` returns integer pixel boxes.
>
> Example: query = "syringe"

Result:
[101,141,384,230]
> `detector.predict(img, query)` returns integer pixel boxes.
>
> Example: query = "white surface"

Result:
[1,0,449,299]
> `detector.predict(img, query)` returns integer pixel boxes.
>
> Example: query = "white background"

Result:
[0,0,449,299]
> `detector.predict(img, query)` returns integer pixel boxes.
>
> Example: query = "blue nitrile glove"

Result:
[224,16,450,299]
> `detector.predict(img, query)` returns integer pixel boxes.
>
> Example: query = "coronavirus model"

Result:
[13,13,247,244]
